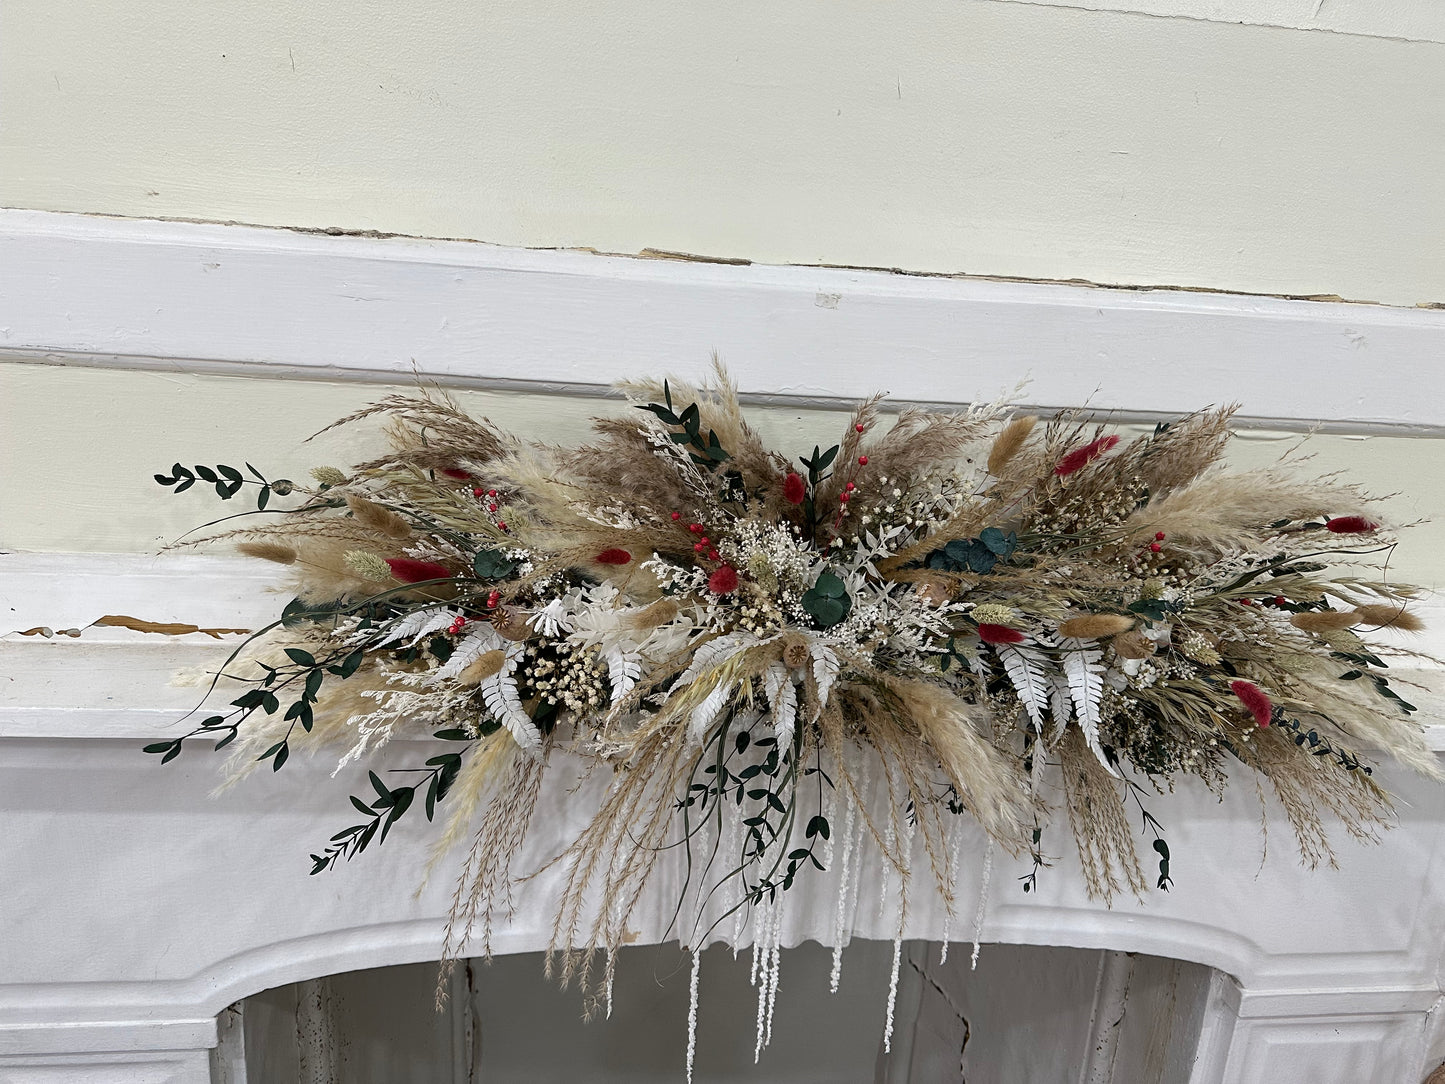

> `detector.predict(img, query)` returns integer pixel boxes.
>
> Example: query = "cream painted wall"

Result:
[4,363,1442,590]
[3,0,1444,304]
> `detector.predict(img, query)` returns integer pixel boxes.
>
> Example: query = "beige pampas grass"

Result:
[987,415,1038,475]
[1351,604,1425,632]
[1291,610,1361,633]
[1124,468,1373,555]
[235,541,297,564]
[1059,613,1134,639]
[345,493,413,540]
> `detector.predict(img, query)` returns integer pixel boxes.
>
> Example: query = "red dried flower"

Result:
[1230,680,1273,727]
[596,548,631,565]
[1326,516,1379,534]
[708,565,739,594]
[1054,434,1120,477]
[977,623,1025,644]
[385,557,451,583]
[783,472,806,504]
[441,468,471,480]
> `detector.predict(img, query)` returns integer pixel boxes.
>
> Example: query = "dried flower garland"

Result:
[150,364,1438,1061]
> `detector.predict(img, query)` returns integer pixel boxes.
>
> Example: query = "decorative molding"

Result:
[2,209,1445,432]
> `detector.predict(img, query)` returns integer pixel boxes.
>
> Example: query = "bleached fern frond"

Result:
[479,645,540,754]
[810,642,840,714]
[763,662,798,749]
[529,597,573,639]
[433,623,505,681]
[996,642,1052,731]
[370,606,458,648]
[604,646,643,705]
[688,679,734,747]
[1049,673,1072,741]
[1062,637,1116,776]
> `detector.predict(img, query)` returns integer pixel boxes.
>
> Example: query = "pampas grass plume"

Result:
[236,541,297,564]
[345,493,413,540]
[1059,614,1134,639]
[987,415,1037,475]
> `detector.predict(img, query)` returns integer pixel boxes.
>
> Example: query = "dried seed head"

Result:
[1350,603,1424,632]
[1290,610,1360,634]
[235,541,297,565]
[1058,614,1135,640]
[987,415,1038,475]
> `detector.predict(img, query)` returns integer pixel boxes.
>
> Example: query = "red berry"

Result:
[1149,542,1161,552]
[472,487,484,497]
[840,492,851,502]
[857,455,868,466]
[488,489,497,497]
[708,549,718,560]
[1155,532,1166,541]
[671,511,681,521]
[689,523,702,533]
[699,537,709,546]
[694,542,705,552]
[855,423,865,433]
[497,522,507,531]
[488,503,498,512]
[845,481,855,491]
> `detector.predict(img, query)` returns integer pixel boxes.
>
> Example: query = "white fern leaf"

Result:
[479,645,539,753]
[528,597,573,639]
[432,623,505,681]
[810,643,840,713]
[763,662,798,749]
[604,646,643,705]
[996,642,1051,731]
[1049,674,1072,741]
[688,679,733,746]
[1062,637,1116,776]
[373,606,457,648]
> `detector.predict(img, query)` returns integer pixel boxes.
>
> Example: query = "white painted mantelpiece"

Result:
[3,212,1445,1082]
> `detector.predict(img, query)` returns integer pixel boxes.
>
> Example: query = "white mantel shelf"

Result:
[3,552,1445,1084]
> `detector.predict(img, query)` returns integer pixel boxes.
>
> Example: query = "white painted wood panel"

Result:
[3,210,1444,431]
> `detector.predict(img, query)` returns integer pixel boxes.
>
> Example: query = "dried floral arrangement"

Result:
[149,364,1437,1064]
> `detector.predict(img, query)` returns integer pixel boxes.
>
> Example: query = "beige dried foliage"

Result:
[1135,406,1238,495]
[1059,613,1134,639]
[1351,603,1425,632]
[345,493,413,540]
[1059,728,1147,903]
[987,415,1038,475]
[1124,468,1373,555]
[1291,610,1361,633]
[235,540,297,564]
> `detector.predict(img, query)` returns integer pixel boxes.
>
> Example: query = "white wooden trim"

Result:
[2,209,1444,432]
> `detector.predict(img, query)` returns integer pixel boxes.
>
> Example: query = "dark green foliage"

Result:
[801,571,851,629]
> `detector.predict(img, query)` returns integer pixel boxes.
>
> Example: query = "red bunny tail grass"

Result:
[385,557,452,584]
[782,472,807,504]
[1054,434,1120,477]
[1325,516,1379,534]
[1230,680,1273,727]
[595,548,632,565]
[977,623,1026,644]
[708,565,739,594]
